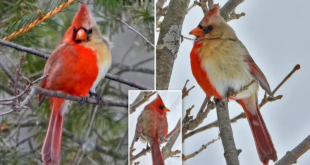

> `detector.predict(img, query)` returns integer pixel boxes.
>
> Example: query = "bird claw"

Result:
[89,91,102,103]
[214,98,226,109]
[226,88,237,98]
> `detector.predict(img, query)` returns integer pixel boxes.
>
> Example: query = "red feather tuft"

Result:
[207,6,220,17]
[71,3,93,29]
[200,6,221,25]
[145,94,167,114]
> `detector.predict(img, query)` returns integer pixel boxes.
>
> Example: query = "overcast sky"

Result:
[157,0,310,165]
[129,90,182,165]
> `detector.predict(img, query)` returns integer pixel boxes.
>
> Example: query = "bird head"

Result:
[63,3,102,44]
[189,6,235,40]
[146,94,170,115]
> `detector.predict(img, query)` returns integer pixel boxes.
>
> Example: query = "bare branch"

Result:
[130,91,156,114]
[272,64,300,95]
[182,79,195,99]
[275,135,310,165]
[117,18,154,47]
[156,0,167,25]
[182,137,220,161]
[216,99,240,165]
[220,0,245,21]
[182,97,215,139]
[199,0,209,14]
[162,119,181,160]
[112,63,154,74]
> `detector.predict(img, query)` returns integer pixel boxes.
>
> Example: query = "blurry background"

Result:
[129,90,182,165]
[0,0,154,164]
[157,0,310,165]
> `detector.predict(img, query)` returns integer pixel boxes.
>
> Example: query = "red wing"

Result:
[134,118,143,141]
[40,44,98,97]
[245,55,273,97]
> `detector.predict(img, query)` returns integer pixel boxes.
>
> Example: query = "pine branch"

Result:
[2,0,77,41]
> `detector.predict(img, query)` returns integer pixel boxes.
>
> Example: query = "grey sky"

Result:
[129,90,182,165]
[162,0,310,164]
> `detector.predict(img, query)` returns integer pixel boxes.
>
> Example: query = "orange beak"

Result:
[163,108,170,112]
[76,29,87,41]
[189,27,204,37]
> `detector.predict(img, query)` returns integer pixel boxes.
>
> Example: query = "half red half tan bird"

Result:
[40,3,111,165]
[189,6,277,165]
[134,94,170,165]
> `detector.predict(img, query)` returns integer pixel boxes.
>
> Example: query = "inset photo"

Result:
[129,90,182,165]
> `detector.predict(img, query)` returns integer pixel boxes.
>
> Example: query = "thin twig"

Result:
[182,79,195,99]
[130,91,157,114]
[117,18,154,47]
[182,136,220,161]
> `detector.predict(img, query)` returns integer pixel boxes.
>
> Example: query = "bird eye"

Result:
[159,105,165,110]
[203,25,213,34]
[88,29,92,34]
[73,27,77,34]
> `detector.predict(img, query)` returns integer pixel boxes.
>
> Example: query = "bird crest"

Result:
[145,94,169,114]
[72,3,94,30]
[200,6,221,26]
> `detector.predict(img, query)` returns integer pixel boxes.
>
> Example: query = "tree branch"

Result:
[220,0,245,21]
[182,136,220,161]
[129,91,157,114]
[216,100,240,165]
[275,135,310,165]
[162,118,181,160]
[155,0,167,26]
[156,0,190,89]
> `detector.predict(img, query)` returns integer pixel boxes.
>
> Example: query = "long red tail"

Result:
[151,137,165,165]
[238,95,277,165]
[42,98,66,165]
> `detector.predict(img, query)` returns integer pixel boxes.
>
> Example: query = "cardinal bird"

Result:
[40,3,111,165]
[134,94,170,165]
[189,6,277,165]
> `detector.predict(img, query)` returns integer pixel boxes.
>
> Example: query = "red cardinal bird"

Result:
[134,94,170,165]
[40,3,111,165]
[189,6,277,164]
